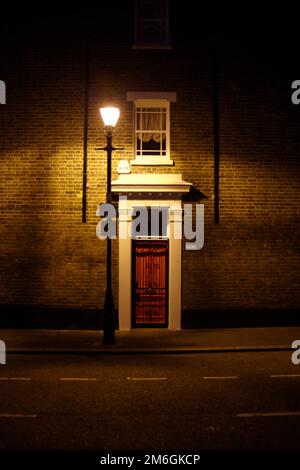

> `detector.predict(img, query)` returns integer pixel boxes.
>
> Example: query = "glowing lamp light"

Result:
[99,106,120,127]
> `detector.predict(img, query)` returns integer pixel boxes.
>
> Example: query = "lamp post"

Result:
[97,106,121,344]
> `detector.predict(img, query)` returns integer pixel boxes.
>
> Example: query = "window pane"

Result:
[141,135,161,152]
[161,133,166,151]
[137,0,166,20]
[135,104,168,158]
[135,0,169,45]
[142,111,161,131]
[138,21,165,43]
[139,107,160,112]
[161,112,166,130]
[140,0,164,19]
[136,112,141,130]
[137,134,142,151]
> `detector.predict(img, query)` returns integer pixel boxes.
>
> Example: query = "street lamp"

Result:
[97,105,122,344]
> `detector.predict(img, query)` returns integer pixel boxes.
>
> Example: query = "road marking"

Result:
[203,376,238,380]
[0,377,31,381]
[127,377,168,381]
[60,378,97,381]
[238,412,300,418]
[271,374,300,378]
[0,414,37,418]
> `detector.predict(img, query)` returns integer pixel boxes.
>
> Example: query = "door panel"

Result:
[132,240,168,327]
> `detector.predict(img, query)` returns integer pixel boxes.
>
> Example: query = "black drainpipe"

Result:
[212,52,220,224]
[82,46,90,223]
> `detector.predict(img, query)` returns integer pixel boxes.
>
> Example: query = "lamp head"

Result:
[99,106,120,128]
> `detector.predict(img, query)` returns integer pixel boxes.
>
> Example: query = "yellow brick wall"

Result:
[0,15,299,316]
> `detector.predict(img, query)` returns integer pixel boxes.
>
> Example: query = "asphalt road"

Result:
[0,351,299,451]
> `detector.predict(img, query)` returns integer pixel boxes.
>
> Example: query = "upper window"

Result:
[133,0,171,49]
[126,92,176,165]
[136,104,167,158]
[132,99,172,165]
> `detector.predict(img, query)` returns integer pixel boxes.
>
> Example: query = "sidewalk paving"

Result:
[0,327,300,353]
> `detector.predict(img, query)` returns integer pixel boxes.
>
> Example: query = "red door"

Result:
[132,240,168,327]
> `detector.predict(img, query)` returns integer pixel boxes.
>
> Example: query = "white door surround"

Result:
[112,174,192,330]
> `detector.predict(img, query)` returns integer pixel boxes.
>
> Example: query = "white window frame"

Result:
[131,99,173,166]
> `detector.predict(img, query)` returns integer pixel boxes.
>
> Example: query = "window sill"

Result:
[132,43,172,50]
[130,157,174,166]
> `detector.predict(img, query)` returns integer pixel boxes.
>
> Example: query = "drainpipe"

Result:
[82,46,90,223]
[212,51,220,224]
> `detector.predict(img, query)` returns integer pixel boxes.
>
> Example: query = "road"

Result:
[0,351,299,451]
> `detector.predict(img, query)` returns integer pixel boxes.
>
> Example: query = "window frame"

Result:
[133,0,172,50]
[131,99,173,166]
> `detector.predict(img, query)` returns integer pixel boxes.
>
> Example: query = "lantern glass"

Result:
[100,107,120,127]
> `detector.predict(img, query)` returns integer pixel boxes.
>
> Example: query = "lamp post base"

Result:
[102,287,115,344]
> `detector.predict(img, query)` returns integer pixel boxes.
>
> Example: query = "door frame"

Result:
[132,239,169,328]
[117,197,183,330]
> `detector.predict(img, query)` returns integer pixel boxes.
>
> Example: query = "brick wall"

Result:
[0,5,299,324]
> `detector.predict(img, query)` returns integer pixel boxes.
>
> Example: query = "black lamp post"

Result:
[97,106,121,345]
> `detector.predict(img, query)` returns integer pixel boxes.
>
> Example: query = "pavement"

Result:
[0,326,299,353]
